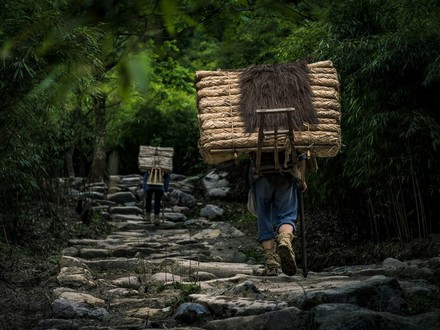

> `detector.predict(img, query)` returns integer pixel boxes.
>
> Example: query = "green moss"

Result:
[407,293,440,315]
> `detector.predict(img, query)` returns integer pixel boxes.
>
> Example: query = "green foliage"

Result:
[107,41,202,175]
[407,293,440,316]
[74,209,113,239]
[156,281,201,309]
[1,0,440,249]
[170,281,201,295]
[0,0,104,244]
[277,0,440,242]
[206,0,321,68]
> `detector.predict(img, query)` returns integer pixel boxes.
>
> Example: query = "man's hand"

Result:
[298,180,307,192]
[301,181,308,192]
[296,180,307,192]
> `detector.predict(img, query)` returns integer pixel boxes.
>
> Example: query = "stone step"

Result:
[38,176,440,330]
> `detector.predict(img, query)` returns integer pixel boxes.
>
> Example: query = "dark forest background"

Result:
[1,0,439,258]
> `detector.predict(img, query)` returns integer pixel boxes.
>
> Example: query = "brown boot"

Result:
[153,214,160,226]
[276,232,297,276]
[262,247,280,276]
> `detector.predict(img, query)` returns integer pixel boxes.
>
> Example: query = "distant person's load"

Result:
[138,146,174,185]
[195,59,341,164]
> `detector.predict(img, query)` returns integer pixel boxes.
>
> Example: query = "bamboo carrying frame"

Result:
[254,107,298,177]
[147,167,164,186]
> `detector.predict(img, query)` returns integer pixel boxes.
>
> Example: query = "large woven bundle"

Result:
[195,60,341,164]
[138,146,174,173]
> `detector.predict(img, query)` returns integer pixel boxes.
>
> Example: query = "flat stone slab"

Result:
[189,294,288,317]
[42,174,440,330]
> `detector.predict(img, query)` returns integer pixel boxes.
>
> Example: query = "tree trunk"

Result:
[65,93,84,178]
[89,91,107,182]
[65,143,75,177]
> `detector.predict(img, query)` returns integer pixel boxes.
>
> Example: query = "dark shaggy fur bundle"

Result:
[239,60,318,132]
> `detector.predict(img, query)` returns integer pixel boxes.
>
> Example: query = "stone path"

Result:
[35,174,440,329]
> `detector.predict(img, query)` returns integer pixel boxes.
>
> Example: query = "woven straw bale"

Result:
[201,131,339,147]
[200,119,340,133]
[197,85,339,100]
[199,131,340,164]
[138,146,174,172]
[308,60,334,68]
[197,87,241,98]
[195,60,342,164]
[309,67,337,74]
[198,113,338,125]
[194,60,334,79]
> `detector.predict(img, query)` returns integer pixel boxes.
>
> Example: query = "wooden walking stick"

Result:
[161,192,165,223]
[297,186,308,278]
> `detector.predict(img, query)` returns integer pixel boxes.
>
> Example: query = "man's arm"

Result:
[163,173,170,192]
[143,172,148,192]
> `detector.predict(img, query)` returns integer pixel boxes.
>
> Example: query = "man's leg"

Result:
[261,239,280,276]
[277,228,297,276]
[253,176,280,275]
[153,190,164,225]
[252,176,276,243]
[273,177,298,276]
[144,190,153,222]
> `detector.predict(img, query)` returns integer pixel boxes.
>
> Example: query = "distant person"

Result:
[248,151,307,276]
[143,169,170,225]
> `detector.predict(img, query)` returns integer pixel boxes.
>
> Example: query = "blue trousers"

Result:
[145,188,164,215]
[250,173,298,242]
